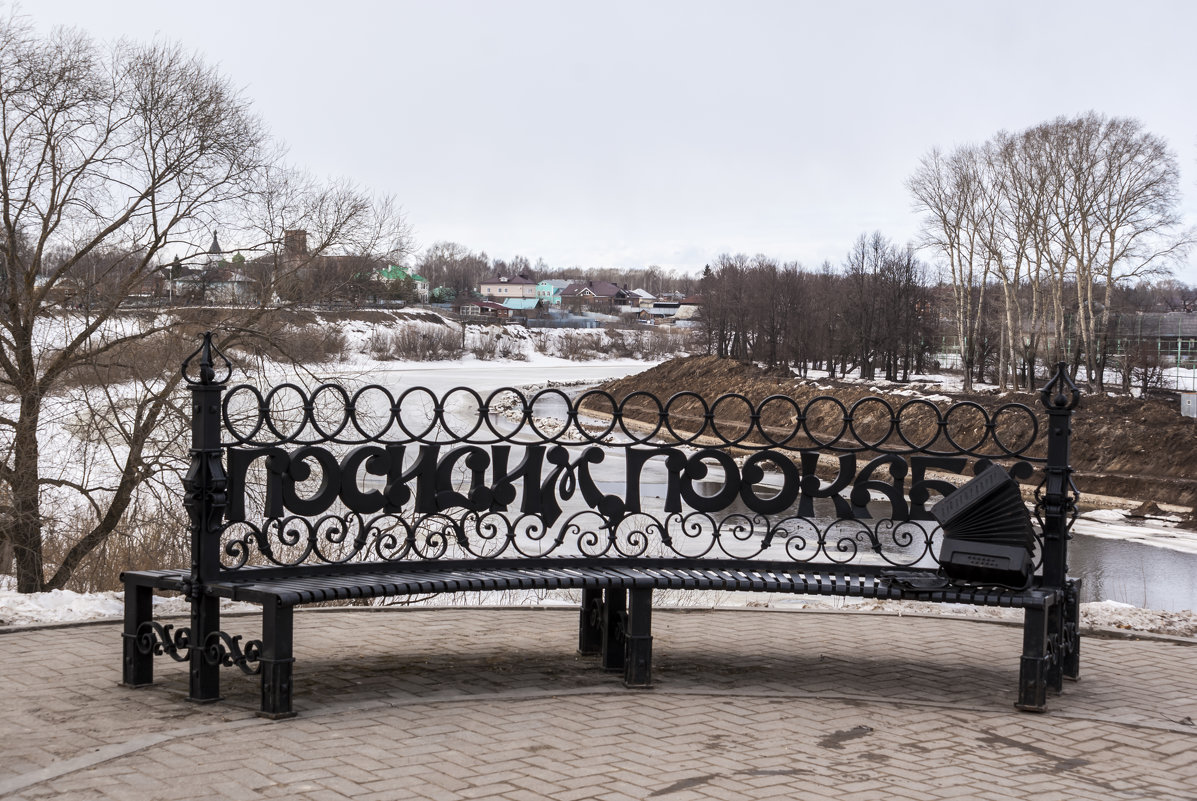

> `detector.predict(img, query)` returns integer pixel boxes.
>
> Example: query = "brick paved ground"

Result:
[1,607,1195,800]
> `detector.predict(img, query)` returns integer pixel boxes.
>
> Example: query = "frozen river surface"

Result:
[349,359,1197,613]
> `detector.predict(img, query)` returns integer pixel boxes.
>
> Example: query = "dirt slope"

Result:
[592,355,1197,509]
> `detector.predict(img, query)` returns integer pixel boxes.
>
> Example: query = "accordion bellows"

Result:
[931,466,1035,587]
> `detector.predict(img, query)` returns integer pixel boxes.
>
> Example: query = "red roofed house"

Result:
[561,280,631,310]
[458,300,513,319]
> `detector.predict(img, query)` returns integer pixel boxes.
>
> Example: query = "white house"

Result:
[479,273,538,300]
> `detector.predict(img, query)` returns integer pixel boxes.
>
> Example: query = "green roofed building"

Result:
[377,264,430,301]
[501,297,541,311]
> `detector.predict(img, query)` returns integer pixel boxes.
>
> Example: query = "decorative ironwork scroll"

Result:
[135,622,192,662]
[135,622,262,675]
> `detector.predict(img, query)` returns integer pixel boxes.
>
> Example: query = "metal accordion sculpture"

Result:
[931,466,1036,588]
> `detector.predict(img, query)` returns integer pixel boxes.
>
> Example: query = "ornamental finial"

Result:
[182,332,233,386]
[1039,361,1080,410]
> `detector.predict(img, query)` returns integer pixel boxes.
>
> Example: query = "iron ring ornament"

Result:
[219,381,1046,461]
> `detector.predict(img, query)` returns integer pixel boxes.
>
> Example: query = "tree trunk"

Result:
[11,395,45,592]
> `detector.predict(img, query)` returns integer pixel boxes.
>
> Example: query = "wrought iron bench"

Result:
[122,335,1083,718]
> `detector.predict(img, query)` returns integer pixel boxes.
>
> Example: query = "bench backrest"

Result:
[182,334,1080,590]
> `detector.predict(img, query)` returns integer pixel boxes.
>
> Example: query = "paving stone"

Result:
[2,608,1196,800]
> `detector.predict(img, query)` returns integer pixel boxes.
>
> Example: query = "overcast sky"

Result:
[17,1,1197,280]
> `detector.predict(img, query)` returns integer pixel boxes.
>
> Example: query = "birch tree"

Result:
[911,113,1189,391]
[908,146,993,391]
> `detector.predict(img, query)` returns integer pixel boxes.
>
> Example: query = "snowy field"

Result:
[2,313,1195,635]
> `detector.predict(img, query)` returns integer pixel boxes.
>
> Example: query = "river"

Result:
[343,358,1197,613]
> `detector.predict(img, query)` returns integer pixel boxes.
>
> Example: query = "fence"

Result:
[932,334,1197,392]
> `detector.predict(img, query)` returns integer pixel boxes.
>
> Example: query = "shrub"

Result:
[552,330,601,360]
[41,504,190,592]
[368,327,394,360]
[381,326,463,361]
[498,334,528,360]
[471,328,501,360]
[605,331,636,359]
[229,317,349,364]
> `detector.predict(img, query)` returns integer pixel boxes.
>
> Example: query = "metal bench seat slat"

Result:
[209,560,1043,609]
[729,568,754,592]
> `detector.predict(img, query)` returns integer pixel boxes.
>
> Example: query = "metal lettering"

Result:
[223,444,962,525]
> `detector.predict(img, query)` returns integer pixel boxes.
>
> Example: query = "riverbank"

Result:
[594,355,1197,510]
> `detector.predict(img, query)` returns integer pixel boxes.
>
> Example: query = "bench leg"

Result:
[600,588,626,673]
[122,582,154,687]
[578,588,603,656]
[1016,604,1049,712]
[187,594,221,704]
[1046,602,1064,694]
[623,588,653,689]
[1062,580,1081,682]
[259,602,296,719]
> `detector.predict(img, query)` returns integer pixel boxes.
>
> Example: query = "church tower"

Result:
[207,231,223,267]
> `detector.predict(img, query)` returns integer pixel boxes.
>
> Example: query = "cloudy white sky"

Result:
[17,1,1197,280]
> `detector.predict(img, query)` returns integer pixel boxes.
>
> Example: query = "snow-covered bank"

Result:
[1,575,1192,638]
[1076,509,1197,555]
[331,355,658,397]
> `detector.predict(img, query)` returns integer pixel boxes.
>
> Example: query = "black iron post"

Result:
[1018,361,1080,708]
[183,333,228,703]
[1038,362,1079,591]
[121,581,154,686]
[577,588,603,656]
[623,588,653,688]
[259,601,295,718]
[600,588,627,672]
[1017,602,1050,711]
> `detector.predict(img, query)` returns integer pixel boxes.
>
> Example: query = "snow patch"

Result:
[1081,508,1130,523]
[1073,517,1197,555]
[0,587,256,627]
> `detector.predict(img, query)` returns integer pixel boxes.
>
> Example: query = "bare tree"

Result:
[840,233,887,380]
[909,146,993,391]
[0,15,409,592]
[879,244,930,381]
[782,264,821,377]
[702,254,756,361]
[983,132,1044,388]
[911,112,1190,391]
[747,256,791,369]
[417,241,489,300]
[1154,278,1197,313]
[1081,115,1187,389]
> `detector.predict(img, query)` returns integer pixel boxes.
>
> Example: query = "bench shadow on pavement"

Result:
[153,626,1019,717]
